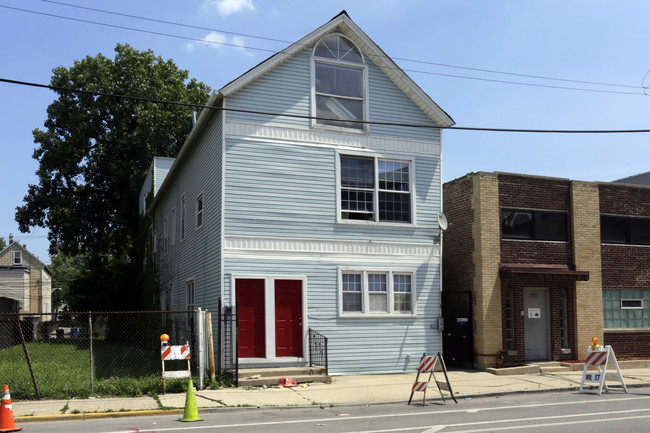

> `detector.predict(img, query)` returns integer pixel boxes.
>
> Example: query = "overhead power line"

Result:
[2,77,650,134]
[39,0,640,91]
[1,3,646,96]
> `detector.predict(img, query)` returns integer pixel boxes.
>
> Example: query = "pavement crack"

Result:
[195,393,227,406]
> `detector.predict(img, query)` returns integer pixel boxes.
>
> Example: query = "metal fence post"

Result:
[198,308,205,390]
[89,311,94,394]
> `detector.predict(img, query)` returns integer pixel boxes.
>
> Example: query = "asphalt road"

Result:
[20,386,650,433]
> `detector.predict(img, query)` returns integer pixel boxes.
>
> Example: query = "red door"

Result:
[236,279,265,358]
[275,280,303,357]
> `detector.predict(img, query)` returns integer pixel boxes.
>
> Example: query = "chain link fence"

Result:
[0,310,216,400]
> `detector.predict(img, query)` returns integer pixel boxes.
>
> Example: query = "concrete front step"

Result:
[539,366,571,373]
[237,366,331,387]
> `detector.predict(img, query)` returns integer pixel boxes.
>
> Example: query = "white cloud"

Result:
[205,0,255,16]
[187,31,227,52]
[232,36,254,57]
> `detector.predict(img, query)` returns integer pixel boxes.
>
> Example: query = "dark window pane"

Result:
[534,212,567,241]
[315,63,363,98]
[379,191,410,223]
[379,161,409,191]
[601,216,627,243]
[630,218,650,245]
[501,210,533,239]
[341,156,373,188]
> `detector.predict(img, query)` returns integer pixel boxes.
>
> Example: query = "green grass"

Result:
[0,340,189,400]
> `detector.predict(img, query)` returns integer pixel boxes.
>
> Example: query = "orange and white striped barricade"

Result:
[408,352,457,405]
[579,345,627,395]
[161,340,191,394]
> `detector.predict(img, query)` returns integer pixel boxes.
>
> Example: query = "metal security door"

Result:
[442,290,474,368]
[524,287,550,361]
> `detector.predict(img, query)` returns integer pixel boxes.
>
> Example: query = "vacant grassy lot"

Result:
[0,339,188,400]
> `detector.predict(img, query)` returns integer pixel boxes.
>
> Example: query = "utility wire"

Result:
[2,4,645,96]
[2,77,650,134]
[40,0,640,90]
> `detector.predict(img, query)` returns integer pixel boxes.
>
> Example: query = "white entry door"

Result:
[524,287,550,361]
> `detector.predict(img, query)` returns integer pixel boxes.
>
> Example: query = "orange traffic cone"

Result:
[0,385,21,432]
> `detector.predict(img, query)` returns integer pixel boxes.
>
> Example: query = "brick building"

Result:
[442,172,650,370]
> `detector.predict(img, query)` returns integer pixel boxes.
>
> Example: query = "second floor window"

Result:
[340,155,412,223]
[501,209,568,241]
[313,34,365,130]
[601,215,650,245]
[196,193,204,229]
[13,251,22,265]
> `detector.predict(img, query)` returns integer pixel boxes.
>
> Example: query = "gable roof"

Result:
[615,171,650,186]
[0,241,51,275]
[203,11,454,128]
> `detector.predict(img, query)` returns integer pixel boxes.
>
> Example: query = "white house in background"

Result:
[143,11,454,375]
[0,235,52,322]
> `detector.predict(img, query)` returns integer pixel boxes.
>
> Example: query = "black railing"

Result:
[217,299,238,386]
[308,328,328,375]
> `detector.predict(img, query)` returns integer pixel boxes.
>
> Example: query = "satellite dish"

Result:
[437,213,449,231]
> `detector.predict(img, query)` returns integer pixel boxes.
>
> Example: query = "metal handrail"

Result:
[308,328,328,375]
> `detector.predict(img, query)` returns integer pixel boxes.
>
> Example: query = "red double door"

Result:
[236,279,303,358]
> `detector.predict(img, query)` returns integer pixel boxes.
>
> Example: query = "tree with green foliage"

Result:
[0,237,5,250]
[16,44,211,310]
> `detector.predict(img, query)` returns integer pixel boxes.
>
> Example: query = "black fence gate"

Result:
[442,290,474,369]
[217,299,238,386]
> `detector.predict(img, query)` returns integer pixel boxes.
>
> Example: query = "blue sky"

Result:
[2,0,650,264]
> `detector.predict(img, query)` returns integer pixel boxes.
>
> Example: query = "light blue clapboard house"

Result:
[144,11,454,375]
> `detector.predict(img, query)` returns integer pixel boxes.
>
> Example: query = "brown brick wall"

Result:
[499,174,571,211]
[604,332,650,357]
[599,184,650,215]
[442,175,475,294]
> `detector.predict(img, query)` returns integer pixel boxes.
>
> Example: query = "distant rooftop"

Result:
[614,171,650,186]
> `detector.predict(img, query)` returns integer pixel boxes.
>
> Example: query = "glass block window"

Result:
[340,155,412,224]
[503,288,515,350]
[603,289,650,328]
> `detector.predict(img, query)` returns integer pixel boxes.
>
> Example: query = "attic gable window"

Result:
[13,251,22,265]
[313,34,366,130]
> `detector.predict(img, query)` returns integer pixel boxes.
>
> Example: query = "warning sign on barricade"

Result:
[160,334,192,394]
[578,344,627,395]
[408,352,457,405]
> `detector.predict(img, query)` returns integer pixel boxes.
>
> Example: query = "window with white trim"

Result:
[13,251,22,265]
[340,155,412,223]
[313,34,366,130]
[339,269,416,317]
[186,279,195,329]
[196,193,203,230]
[181,194,186,241]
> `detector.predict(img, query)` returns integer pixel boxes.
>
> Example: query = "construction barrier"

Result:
[161,335,192,395]
[579,345,627,395]
[408,352,457,405]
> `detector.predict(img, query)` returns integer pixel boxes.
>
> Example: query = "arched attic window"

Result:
[313,34,366,130]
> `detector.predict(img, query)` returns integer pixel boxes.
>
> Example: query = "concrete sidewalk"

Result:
[12,367,650,422]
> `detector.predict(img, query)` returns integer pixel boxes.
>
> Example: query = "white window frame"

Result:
[170,208,176,246]
[337,267,417,318]
[181,194,186,241]
[196,192,204,231]
[621,299,643,310]
[336,151,416,227]
[311,33,368,133]
[13,251,22,265]
[163,216,168,254]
